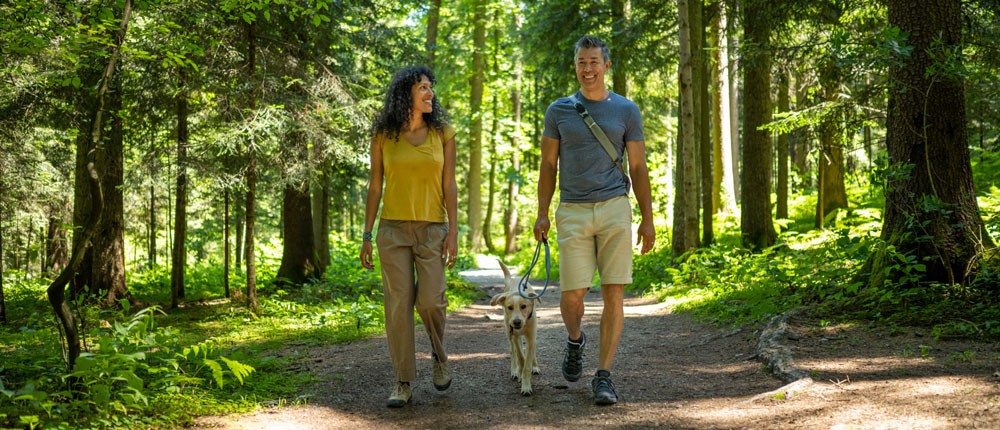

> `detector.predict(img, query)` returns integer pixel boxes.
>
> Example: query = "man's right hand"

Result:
[533,216,550,242]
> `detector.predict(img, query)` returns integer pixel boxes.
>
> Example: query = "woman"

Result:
[359,66,459,408]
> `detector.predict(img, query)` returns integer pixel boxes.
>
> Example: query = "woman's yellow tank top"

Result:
[380,125,456,222]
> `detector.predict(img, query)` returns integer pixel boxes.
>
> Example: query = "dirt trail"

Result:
[196,265,1000,429]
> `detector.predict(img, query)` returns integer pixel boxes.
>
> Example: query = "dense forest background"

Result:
[1,0,999,428]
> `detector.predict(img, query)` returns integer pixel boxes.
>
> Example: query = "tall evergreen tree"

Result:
[710,0,736,215]
[865,0,993,288]
[467,0,487,252]
[675,0,699,256]
[740,0,776,251]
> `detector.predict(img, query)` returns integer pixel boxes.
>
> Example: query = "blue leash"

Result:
[518,238,551,299]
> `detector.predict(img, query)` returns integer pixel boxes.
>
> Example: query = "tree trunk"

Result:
[467,0,486,252]
[425,0,441,67]
[693,0,712,247]
[727,8,741,202]
[611,0,630,97]
[91,41,128,308]
[675,0,699,257]
[504,27,522,256]
[223,189,231,298]
[483,9,501,255]
[815,63,847,228]
[12,224,19,276]
[866,0,993,288]
[70,77,100,299]
[52,0,129,368]
[170,92,189,309]
[50,161,102,371]
[776,71,790,220]
[740,0,776,251]
[312,170,330,276]
[710,0,736,215]
[672,91,686,257]
[1,219,5,324]
[235,199,244,271]
[245,21,259,315]
[39,226,46,276]
[46,200,70,277]
[165,167,172,265]
[791,68,811,187]
[25,224,32,275]
[484,149,497,254]
[148,183,155,269]
[864,125,873,169]
[277,182,317,285]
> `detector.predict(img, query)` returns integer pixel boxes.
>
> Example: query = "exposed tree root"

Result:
[749,308,815,401]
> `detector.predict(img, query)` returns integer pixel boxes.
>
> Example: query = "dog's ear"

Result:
[525,291,541,304]
[490,293,506,307]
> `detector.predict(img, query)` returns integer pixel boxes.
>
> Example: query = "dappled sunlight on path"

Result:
[194,266,1000,429]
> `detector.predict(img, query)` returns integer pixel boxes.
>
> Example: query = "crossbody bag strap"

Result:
[571,94,631,192]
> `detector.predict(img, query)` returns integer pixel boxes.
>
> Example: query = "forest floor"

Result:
[194,262,1000,429]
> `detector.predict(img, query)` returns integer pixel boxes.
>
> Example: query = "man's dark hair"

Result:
[574,35,610,63]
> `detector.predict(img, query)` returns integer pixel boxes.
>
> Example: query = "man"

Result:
[533,35,656,405]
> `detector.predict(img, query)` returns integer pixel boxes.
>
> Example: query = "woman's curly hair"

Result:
[372,66,448,141]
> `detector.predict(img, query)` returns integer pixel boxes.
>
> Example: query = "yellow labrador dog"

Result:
[490,260,541,396]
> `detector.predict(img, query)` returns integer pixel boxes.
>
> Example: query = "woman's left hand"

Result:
[442,229,459,269]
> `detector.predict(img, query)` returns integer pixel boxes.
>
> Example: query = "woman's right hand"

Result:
[360,241,375,270]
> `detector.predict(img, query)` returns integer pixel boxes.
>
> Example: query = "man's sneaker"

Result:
[592,370,618,405]
[432,353,452,391]
[386,382,411,408]
[561,332,586,382]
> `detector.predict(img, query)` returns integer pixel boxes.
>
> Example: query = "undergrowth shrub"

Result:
[0,304,254,429]
[634,228,871,327]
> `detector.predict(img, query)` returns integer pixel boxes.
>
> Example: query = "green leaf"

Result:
[73,355,98,372]
[221,356,256,385]
[93,384,111,405]
[121,371,143,391]
[204,358,224,388]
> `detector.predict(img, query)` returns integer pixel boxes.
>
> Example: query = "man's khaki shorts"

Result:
[555,195,633,291]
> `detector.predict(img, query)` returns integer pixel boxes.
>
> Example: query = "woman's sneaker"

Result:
[386,382,411,408]
[592,370,618,405]
[561,332,586,382]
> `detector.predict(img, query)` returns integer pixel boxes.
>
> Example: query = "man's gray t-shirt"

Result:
[542,91,644,203]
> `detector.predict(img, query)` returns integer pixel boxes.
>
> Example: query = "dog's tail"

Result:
[497,259,512,288]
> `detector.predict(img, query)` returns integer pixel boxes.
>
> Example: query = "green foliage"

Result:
[635,227,871,327]
[633,171,998,341]
[0,232,486,428]
[1,304,255,429]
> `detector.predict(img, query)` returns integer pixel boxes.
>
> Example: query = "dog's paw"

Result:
[520,384,533,396]
[531,367,540,375]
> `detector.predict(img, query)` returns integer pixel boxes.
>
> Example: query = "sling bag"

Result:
[572,94,631,193]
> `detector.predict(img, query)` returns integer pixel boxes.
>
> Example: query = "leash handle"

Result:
[518,238,551,299]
